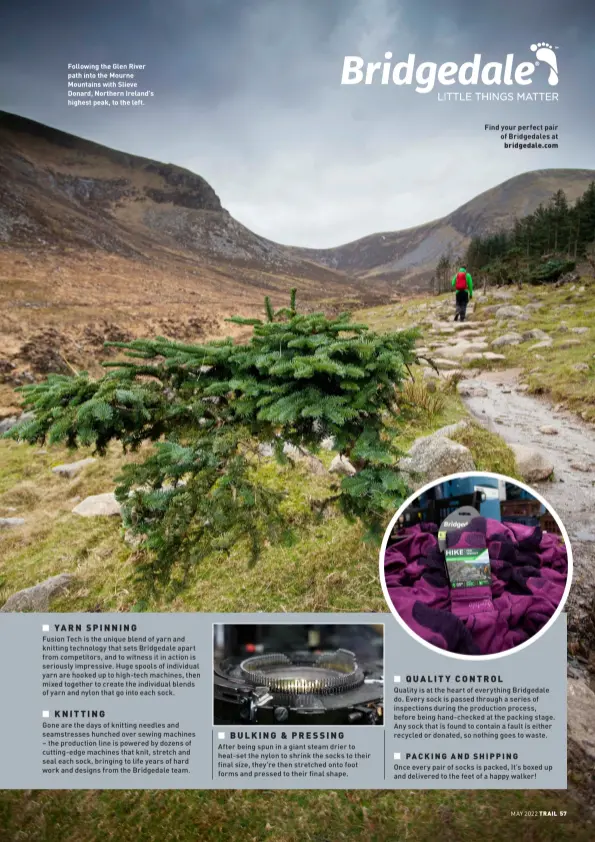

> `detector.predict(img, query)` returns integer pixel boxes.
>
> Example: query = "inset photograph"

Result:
[213,624,384,726]
[380,473,571,658]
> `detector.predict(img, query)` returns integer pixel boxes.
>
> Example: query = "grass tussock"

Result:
[450,422,519,478]
[401,378,446,418]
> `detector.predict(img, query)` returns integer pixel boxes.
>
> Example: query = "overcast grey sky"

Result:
[1,0,594,247]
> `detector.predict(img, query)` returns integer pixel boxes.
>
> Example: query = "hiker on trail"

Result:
[451,267,473,322]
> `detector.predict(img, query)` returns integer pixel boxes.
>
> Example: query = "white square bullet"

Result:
[394,675,401,683]
[217,731,225,739]
[394,752,401,761]
[42,711,50,718]
[42,625,50,632]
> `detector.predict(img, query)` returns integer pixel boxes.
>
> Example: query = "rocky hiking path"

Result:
[461,367,595,542]
[410,289,595,790]
[457,361,595,799]
[459,365,595,668]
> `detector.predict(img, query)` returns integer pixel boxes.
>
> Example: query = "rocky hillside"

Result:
[0,110,373,305]
[0,111,385,396]
[292,169,595,292]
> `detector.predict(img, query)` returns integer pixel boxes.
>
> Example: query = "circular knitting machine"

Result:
[214,648,383,725]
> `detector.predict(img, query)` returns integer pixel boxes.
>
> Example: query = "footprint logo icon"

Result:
[530,42,559,85]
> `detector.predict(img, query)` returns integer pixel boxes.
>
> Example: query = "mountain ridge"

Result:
[0,109,372,303]
[2,111,594,297]
[289,167,595,290]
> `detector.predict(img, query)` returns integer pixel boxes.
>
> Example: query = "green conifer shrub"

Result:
[5,291,419,585]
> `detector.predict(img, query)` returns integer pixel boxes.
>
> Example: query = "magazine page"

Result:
[0,1,593,839]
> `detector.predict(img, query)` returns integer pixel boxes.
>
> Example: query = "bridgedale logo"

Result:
[341,43,559,94]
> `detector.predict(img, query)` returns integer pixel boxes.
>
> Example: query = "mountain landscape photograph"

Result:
[1,0,594,840]
[1,108,594,401]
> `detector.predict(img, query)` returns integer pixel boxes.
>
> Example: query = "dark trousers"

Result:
[454,289,469,321]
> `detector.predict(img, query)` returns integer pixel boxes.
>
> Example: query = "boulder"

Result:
[494,305,529,321]
[571,327,589,334]
[539,426,559,435]
[0,517,25,529]
[0,412,35,435]
[529,340,553,351]
[457,381,489,398]
[432,341,488,359]
[511,445,554,482]
[559,339,581,349]
[320,436,336,451]
[456,331,487,341]
[491,333,523,347]
[482,352,506,361]
[570,462,595,472]
[0,417,18,435]
[572,363,589,372]
[329,455,356,476]
[0,573,74,612]
[522,329,550,341]
[399,435,475,483]
[431,358,462,370]
[72,492,121,517]
[52,458,97,479]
